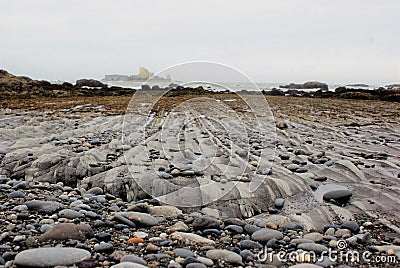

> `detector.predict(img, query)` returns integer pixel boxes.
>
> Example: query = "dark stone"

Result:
[341,221,360,234]
[192,216,220,230]
[323,189,352,204]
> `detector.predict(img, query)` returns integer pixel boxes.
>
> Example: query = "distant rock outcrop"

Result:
[103,67,171,82]
[280,81,329,91]
[75,79,106,88]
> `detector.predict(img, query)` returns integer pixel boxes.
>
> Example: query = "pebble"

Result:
[251,228,283,242]
[274,198,285,209]
[58,208,83,219]
[149,206,182,217]
[298,243,329,253]
[196,256,213,266]
[173,248,195,258]
[192,216,220,230]
[120,255,147,265]
[186,263,206,268]
[25,200,63,214]
[39,223,93,242]
[206,249,242,265]
[244,224,261,235]
[14,247,91,267]
[111,263,148,268]
[7,190,25,199]
[340,221,360,234]
[116,212,158,226]
[170,232,215,245]
[224,224,243,233]
[95,242,114,253]
[303,232,323,242]
[323,189,352,203]
[239,239,263,249]
[86,186,104,195]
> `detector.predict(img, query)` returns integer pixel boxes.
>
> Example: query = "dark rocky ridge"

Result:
[0,70,135,98]
[264,86,400,102]
[1,69,400,102]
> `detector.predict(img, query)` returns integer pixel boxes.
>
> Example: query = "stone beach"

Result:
[0,92,399,267]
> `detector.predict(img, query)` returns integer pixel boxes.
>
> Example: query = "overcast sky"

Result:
[1,0,399,85]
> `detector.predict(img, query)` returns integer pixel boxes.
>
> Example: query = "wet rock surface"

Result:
[0,94,400,267]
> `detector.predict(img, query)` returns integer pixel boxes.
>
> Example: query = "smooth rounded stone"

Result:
[13,235,25,242]
[58,208,83,219]
[224,225,243,233]
[296,167,308,173]
[148,206,182,217]
[85,210,101,219]
[298,243,329,253]
[186,263,206,268]
[39,218,54,225]
[281,222,304,231]
[120,255,147,265]
[206,249,242,265]
[40,224,53,233]
[251,229,283,243]
[145,253,171,261]
[266,238,280,249]
[239,249,255,261]
[13,181,29,189]
[116,212,158,226]
[274,198,285,209]
[8,190,25,199]
[354,232,372,243]
[303,232,323,242]
[12,204,28,212]
[171,221,189,232]
[14,247,91,267]
[239,239,263,249]
[280,154,291,160]
[244,224,261,235]
[173,248,195,258]
[323,189,352,203]
[181,256,199,266]
[201,207,220,218]
[114,214,137,228]
[290,238,315,245]
[170,232,215,245]
[70,200,84,207]
[202,229,222,237]
[316,255,335,267]
[95,232,112,242]
[224,218,247,226]
[335,228,351,238]
[276,121,288,129]
[95,242,114,253]
[111,263,148,268]
[340,221,360,234]
[192,216,220,230]
[263,215,291,226]
[287,163,300,171]
[289,264,321,268]
[39,223,93,242]
[25,200,63,214]
[196,256,213,266]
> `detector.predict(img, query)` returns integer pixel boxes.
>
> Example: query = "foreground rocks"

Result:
[0,91,400,267]
[0,177,399,267]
